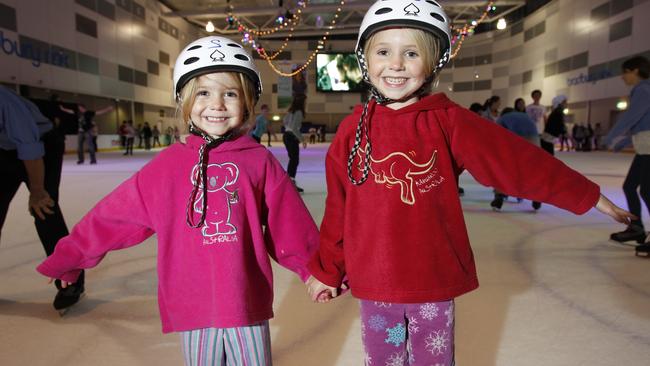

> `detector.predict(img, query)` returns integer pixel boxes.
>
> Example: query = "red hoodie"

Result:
[308,93,600,303]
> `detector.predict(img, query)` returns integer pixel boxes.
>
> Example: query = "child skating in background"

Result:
[305,1,635,365]
[37,36,319,365]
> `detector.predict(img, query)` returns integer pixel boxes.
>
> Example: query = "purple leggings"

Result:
[360,299,455,366]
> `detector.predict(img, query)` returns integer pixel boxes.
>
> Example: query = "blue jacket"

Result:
[497,111,539,137]
[251,113,268,138]
[604,79,650,149]
[0,85,52,160]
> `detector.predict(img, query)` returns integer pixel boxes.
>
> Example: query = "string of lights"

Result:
[221,0,496,76]
[450,1,496,59]
[226,0,308,37]
[251,0,346,77]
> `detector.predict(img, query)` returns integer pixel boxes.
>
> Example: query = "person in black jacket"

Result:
[540,95,568,155]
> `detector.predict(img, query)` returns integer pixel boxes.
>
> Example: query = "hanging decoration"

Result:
[450,1,496,59]
[222,0,495,75]
[229,0,346,77]
[226,1,307,38]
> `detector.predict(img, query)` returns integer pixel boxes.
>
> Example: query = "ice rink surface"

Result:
[1,143,649,365]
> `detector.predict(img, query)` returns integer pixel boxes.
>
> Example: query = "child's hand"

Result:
[47,278,72,288]
[595,194,637,225]
[306,276,339,303]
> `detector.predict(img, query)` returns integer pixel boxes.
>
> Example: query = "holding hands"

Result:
[306,276,343,303]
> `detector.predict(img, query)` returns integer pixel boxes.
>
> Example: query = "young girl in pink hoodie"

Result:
[37,36,319,365]
[306,1,635,365]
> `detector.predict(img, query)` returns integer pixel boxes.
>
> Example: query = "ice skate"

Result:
[635,235,650,257]
[635,244,650,257]
[458,187,465,196]
[54,292,85,316]
[53,279,85,317]
[490,192,506,212]
[609,225,646,245]
[490,196,503,212]
[532,201,541,211]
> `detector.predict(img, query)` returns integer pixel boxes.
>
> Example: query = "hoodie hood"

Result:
[352,93,456,116]
[184,133,264,154]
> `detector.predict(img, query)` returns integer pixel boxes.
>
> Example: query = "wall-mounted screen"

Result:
[315,53,365,92]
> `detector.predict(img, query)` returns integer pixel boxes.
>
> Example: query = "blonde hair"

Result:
[364,28,441,92]
[177,72,257,135]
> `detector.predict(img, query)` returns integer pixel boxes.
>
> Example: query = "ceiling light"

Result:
[205,21,215,32]
[496,18,507,30]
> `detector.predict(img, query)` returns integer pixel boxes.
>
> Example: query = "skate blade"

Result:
[609,240,641,247]
[55,292,85,317]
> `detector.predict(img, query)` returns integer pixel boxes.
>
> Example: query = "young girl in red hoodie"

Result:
[306,1,635,364]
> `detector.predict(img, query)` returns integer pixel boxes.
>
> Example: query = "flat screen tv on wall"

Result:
[315,53,365,92]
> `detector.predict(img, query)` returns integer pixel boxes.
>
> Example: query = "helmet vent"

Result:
[375,7,392,15]
[234,54,250,61]
[183,57,200,65]
[187,45,202,51]
[431,13,445,22]
[227,43,242,48]
[426,0,440,6]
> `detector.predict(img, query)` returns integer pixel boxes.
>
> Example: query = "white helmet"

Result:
[173,36,262,101]
[355,0,452,81]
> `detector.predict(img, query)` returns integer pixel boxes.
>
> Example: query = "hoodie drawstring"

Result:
[347,98,376,185]
[185,122,233,229]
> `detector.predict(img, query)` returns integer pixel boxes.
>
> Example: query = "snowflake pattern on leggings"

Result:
[425,330,450,355]
[368,314,388,332]
[374,301,392,308]
[419,303,439,320]
[407,316,419,334]
[444,304,454,328]
[385,352,406,366]
[384,323,406,347]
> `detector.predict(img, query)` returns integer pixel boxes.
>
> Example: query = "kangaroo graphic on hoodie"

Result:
[356,144,441,205]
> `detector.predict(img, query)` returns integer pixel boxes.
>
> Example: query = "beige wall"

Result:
[1,0,647,133]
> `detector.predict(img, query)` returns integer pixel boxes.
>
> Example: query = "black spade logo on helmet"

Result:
[209,39,225,62]
[404,3,420,16]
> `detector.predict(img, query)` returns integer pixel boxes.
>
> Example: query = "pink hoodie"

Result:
[37,134,319,333]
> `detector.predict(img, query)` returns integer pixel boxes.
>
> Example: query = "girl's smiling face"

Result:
[366,28,427,109]
[190,73,244,138]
